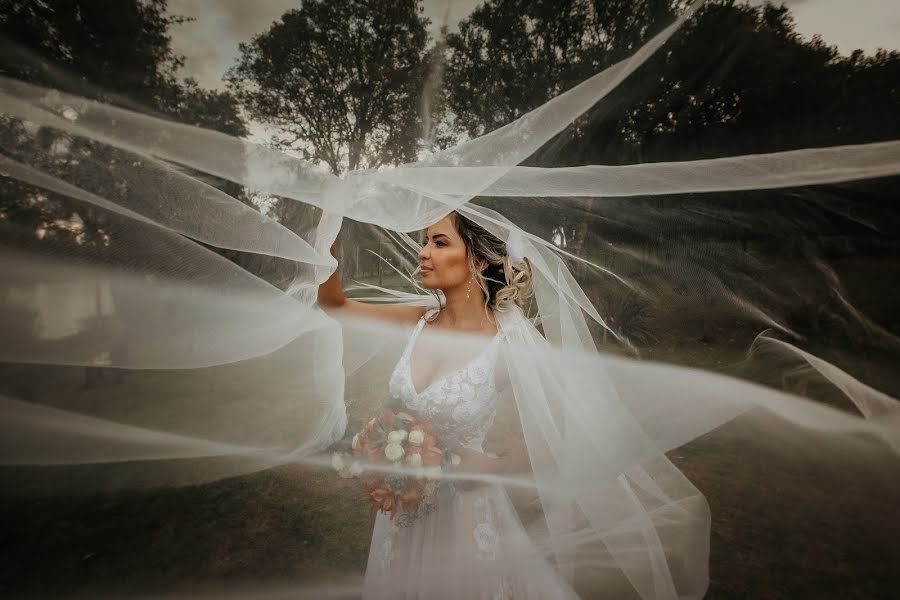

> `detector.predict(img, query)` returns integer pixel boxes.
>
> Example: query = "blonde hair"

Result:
[421,212,533,313]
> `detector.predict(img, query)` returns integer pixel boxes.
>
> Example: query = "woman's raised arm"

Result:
[317,242,425,325]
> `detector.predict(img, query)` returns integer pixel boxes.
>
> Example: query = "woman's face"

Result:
[418,214,470,291]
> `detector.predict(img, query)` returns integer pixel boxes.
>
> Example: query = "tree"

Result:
[225,0,434,175]
[443,0,900,344]
[445,0,680,140]
[0,0,255,384]
[225,0,449,282]
[445,0,900,167]
[575,1,900,262]
[0,0,248,249]
[444,0,680,263]
[0,0,184,103]
[0,0,249,133]
[563,1,900,165]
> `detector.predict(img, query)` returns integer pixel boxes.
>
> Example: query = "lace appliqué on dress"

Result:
[473,496,514,599]
[388,309,504,452]
[473,496,499,559]
[492,579,514,600]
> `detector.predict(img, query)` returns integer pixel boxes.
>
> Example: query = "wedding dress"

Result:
[363,308,579,599]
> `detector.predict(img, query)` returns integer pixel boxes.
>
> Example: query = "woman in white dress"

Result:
[318,211,579,598]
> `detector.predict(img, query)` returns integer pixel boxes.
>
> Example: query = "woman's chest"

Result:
[388,353,499,432]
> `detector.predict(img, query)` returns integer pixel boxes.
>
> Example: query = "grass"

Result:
[2,433,897,598]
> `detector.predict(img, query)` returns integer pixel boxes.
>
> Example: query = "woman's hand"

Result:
[451,435,530,491]
[485,434,527,460]
[317,238,424,324]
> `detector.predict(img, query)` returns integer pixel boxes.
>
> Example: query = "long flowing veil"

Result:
[2,0,899,597]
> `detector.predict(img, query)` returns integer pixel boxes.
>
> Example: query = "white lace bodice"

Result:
[388,309,504,451]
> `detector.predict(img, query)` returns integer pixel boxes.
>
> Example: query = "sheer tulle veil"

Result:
[2,0,900,597]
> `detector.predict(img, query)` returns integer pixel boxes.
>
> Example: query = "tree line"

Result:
[2,0,898,282]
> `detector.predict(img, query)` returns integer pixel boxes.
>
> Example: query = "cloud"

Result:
[167,0,298,89]
[169,0,297,39]
[785,0,900,56]
[167,0,476,89]
[421,0,481,34]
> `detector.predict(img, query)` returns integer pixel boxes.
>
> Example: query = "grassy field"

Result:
[2,417,897,598]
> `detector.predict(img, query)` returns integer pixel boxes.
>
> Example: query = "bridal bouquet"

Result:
[331,410,457,526]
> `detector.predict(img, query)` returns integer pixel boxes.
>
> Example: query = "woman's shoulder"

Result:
[404,306,432,325]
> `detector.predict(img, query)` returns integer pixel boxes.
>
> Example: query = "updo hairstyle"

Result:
[424,212,533,312]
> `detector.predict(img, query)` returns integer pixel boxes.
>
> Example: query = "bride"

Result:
[2,1,899,597]
[319,211,580,598]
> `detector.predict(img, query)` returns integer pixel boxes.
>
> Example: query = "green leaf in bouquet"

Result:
[385,397,404,414]
[385,473,407,493]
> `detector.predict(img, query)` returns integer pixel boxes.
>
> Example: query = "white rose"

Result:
[408,429,425,445]
[387,429,408,444]
[406,453,423,468]
[348,461,363,477]
[384,442,405,462]
[331,452,345,471]
[351,433,361,451]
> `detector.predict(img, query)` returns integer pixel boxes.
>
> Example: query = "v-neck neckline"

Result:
[406,312,500,397]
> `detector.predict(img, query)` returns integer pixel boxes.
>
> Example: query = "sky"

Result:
[168,0,481,90]
[168,0,900,92]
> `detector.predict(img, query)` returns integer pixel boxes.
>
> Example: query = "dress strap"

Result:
[403,308,434,358]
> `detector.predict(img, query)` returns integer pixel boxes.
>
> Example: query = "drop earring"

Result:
[466,268,476,300]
